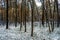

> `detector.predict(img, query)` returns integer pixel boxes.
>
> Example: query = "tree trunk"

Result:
[30,0,34,37]
[6,0,8,29]
[15,0,17,27]
[55,0,59,27]
[20,1,22,31]
[42,0,44,26]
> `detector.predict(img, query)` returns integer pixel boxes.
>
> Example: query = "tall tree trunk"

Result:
[25,0,26,32]
[30,0,34,37]
[45,2,48,27]
[6,0,8,29]
[48,0,54,32]
[15,0,17,27]
[42,0,44,26]
[20,1,22,31]
[45,0,52,32]
[55,0,59,27]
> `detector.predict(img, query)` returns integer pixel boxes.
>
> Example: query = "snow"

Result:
[0,22,60,40]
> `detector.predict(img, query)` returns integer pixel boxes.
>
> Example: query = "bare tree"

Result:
[20,0,23,31]
[30,0,34,36]
[6,0,8,29]
[15,0,17,27]
[55,0,59,27]
[25,0,26,32]
[42,0,44,26]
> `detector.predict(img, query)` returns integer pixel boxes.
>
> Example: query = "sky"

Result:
[35,0,42,7]
[0,0,4,7]
[35,0,60,7]
[58,0,60,4]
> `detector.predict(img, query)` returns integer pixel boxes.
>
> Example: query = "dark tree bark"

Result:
[15,0,17,27]
[45,0,52,32]
[6,0,8,29]
[51,0,55,32]
[42,0,44,26]
[20,1,22,31]
[25,0,26,32]
[55,0,59,27]
[48,0,54,32]
[45,0,48,27]
[30,0,34,37]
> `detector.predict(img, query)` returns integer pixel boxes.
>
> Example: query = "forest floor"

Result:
[0,22,60,40]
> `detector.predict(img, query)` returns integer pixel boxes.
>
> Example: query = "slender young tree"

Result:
[45,0,52,32]
[20,0,22,31]
[48,0,54,32]
[51,0,56,32]
[6,0,8,29]
[25,0,26,32]
[55,0,59,27]
[50,0,54,32]
[45,1,48,27]
[30,0,34,36]
[15,0,17,27]
[45,0,50,32]
[42,0,44,26]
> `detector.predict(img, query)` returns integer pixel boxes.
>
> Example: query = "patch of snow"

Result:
[0,22,60,40]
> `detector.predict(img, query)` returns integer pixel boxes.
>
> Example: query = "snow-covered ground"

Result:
[0,22,60,40]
